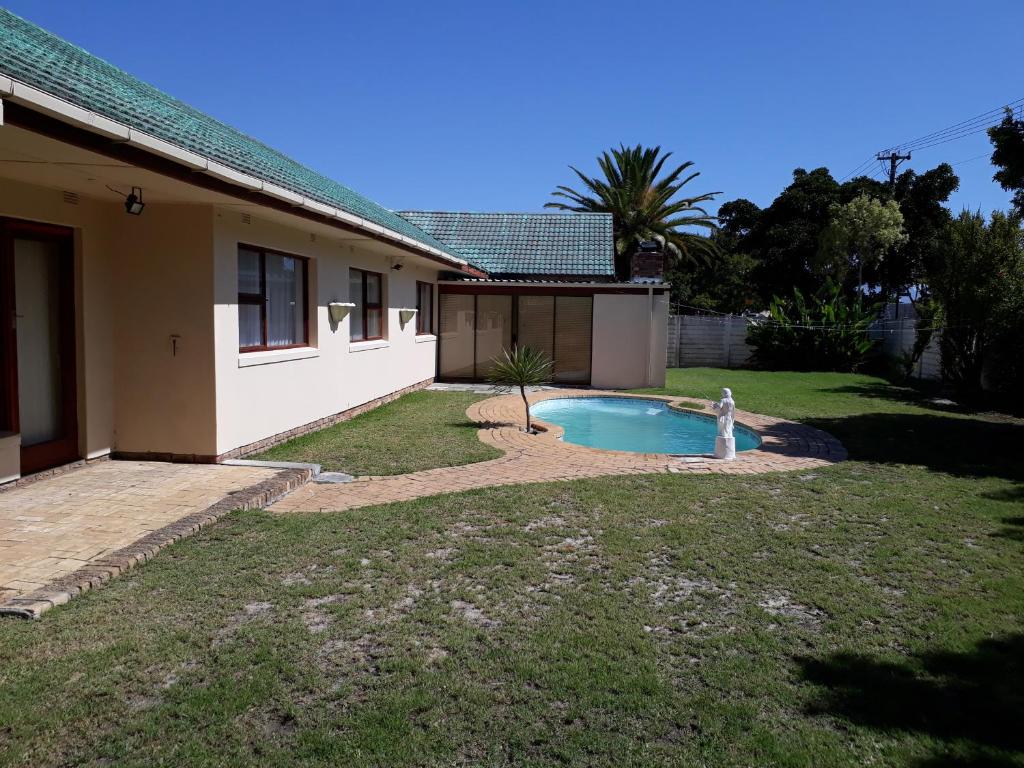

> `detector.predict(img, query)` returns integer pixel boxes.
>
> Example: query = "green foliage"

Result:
[819,194,907,294]
[545,144,720,277]
[747,281,879,372]
[884,164,959,300]
[988,107,1024,215]
[708,164,958,313]
[487,346,554,430]
[668,199,763,312]
[931,210,1024,399]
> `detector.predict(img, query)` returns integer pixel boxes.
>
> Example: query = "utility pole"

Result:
[876,151,912,188]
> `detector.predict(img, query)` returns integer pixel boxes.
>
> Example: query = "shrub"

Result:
[487,346,554,431]
[747,281,878,372]
[930,210,1024,400]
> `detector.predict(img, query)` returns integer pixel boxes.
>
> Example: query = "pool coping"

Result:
[268,389,847,514]
[472,389,847,468]
[528,394,763,456]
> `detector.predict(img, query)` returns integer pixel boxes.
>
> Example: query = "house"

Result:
[0,10,667,486]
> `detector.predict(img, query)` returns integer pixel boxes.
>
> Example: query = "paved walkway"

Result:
[0,461,301,617]
[270,390,846,513]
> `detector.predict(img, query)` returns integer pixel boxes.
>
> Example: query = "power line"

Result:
[883,98,1024,153]
[950,151,991,166]
[840,98,1023,180]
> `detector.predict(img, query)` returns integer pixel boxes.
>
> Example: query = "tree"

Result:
[745,168,842,302]
[545,144,720,278]
[988,107,1024,215]
[486,346,553,432]
[930,210,1024,399]
[667,199,762,313]
[883,163,959,304]
[819,193,907,303]
[708,165,957,313]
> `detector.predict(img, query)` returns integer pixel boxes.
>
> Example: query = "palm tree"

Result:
[546,144,720,277]
[487,346,553,432]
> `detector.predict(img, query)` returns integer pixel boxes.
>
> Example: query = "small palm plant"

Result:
[487,346,554,432]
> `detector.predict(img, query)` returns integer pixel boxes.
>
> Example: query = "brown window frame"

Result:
[350,267,384,342]
[416,281,434,335]
[238,243,310,353]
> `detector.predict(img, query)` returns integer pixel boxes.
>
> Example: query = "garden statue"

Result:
[711,387,737,460]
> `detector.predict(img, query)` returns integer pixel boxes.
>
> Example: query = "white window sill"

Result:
[414,334,437,343]
[349,339,390,352]
[238,347,319,367]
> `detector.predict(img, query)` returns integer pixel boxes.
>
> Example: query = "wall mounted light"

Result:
[398,308,418,328]
[124,186,145,215]
[328,301,355,325]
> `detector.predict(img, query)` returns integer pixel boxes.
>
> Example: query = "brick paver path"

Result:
[270,390,846,513]
[0,461,278,605]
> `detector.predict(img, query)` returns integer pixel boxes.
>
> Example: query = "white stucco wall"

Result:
[591,290,668,389]
[212,210,440,456]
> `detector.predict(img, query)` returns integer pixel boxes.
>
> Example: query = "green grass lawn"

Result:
[253,390,502,476]
[2,370,1023,767]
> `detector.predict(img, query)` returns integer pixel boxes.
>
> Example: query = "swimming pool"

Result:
[530,397,761,455]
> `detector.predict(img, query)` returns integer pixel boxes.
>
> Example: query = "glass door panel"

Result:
[515,295,554,360]
[554,296,592,383]
[439,293,475,378]
[474,295,512,378]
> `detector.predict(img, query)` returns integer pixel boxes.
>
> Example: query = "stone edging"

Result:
[0,467,313,620]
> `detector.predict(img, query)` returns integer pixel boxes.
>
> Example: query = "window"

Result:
[238,245,308,352]
[416,281,434,335]
[349,268,384,341]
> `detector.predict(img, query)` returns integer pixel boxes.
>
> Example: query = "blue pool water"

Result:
[531,397,760,455]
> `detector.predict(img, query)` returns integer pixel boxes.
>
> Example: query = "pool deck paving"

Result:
[269,389,846,513]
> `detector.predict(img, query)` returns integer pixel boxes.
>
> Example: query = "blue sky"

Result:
[5,1,1023,216]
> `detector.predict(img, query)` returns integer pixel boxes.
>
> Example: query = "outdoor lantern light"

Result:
[398,308,418,328]
[124,186,145,215]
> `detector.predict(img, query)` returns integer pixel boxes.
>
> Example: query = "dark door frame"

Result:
[0,217,79,475]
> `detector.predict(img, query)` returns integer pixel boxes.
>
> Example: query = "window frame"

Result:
[350,267,385,342]
[416,280,434,335]
[237,243,310,353]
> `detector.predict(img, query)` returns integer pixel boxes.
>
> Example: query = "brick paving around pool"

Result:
[269,390,846,513]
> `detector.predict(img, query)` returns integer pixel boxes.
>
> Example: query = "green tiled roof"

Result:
[398,211,615,278]
[0,9,460,261]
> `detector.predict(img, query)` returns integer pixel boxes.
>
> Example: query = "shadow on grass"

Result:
[993,516,1024,543]
[807,412,1024,481]
[823,382,963,412]
[825,383,1024,419]
[797,634,1024,766]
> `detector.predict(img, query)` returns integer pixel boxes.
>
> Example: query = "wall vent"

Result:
[241,213,251,225]
[62,191,80,205]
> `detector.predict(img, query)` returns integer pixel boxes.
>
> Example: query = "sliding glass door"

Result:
[1,218,78,474]
[438,291,593,384]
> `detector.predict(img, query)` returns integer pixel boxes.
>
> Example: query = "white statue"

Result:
[710,387,737,460]
[711,387,735,438]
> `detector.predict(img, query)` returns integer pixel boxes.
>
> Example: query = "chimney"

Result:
[630,240,665,282]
